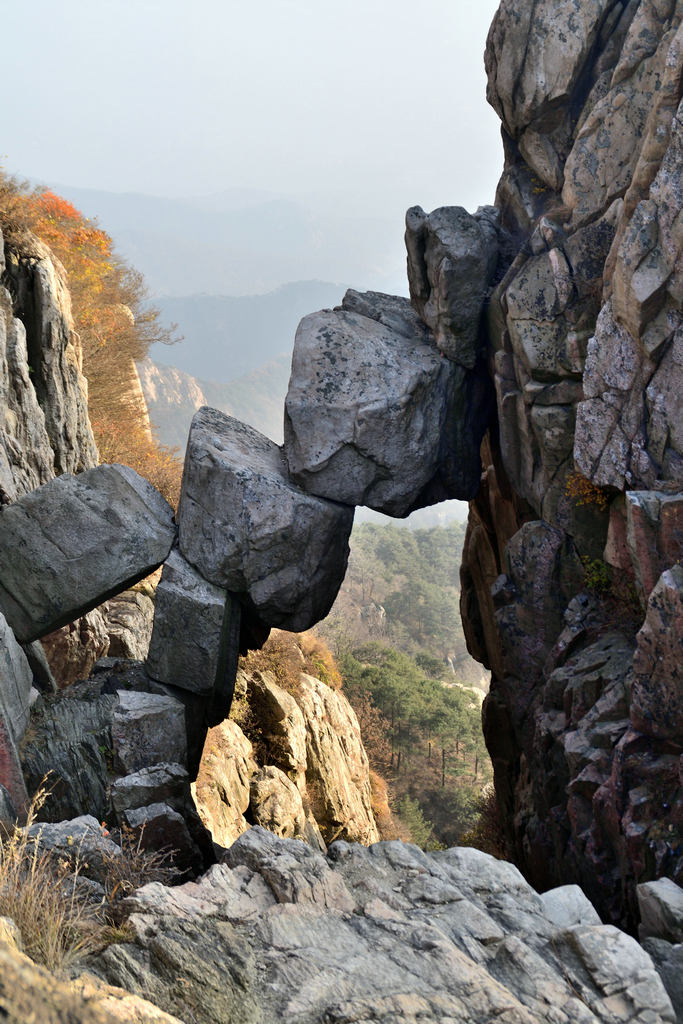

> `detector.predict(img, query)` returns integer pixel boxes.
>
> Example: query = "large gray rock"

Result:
[87,829,675,1024]
[146,549,240,705]
[0,464,175,643]
[19,679,118,822]
[123,801,202,874]
[111,690,187,775]
[638,878,683,944]
[179,407,353,631]
[110,763,190,819]
[284,290,488,516]
[405,205,499,367]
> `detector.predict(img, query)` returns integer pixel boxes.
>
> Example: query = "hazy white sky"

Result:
[3,0,502,214]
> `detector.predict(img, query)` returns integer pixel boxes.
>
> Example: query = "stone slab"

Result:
[0,464,175,643]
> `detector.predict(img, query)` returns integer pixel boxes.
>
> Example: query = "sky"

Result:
[2,0,502,217]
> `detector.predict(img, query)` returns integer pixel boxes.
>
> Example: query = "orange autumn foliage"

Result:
[0,170,182,507]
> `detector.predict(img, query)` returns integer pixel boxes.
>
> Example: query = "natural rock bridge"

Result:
[0,204,502,815]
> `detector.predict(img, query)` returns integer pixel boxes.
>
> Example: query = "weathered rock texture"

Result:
[193,664,378,850]
[179,406,353,630]
[0,463,175,643]
[0,938,182,1024]
[0,230,98,505]
[460,0,683,930]
[84,827,676,1024]
[18,663,211,871]
[284,289,491,515]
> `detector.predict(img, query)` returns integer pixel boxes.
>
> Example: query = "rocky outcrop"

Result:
[284,289,491,515]
[0,230,98,505]
[193,665,378,850]
[83,827,676,1024]
[18,663,210,871]
[458,0,683,929]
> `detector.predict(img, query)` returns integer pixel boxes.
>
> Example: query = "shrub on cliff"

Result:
[0,169,182,506]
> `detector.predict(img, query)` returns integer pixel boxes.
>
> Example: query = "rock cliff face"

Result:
[193,663,380,850]
[460,0,683,929]
[0,228,97,503]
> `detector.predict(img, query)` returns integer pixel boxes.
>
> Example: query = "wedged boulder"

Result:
[630,566,683,741]
[405,205,499,367]
[146,550,240,710]
[0,464,175,643]
[284,290,489,516]
[179,407,353,631]
[111,690,187,775]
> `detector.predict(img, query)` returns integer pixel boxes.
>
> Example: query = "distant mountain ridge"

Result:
[138,355,290,450]
[39,183,407,298]
[151,280,346,380]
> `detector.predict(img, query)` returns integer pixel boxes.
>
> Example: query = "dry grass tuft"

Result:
[240,629,342,695]
[99,824,177,922]
[0,786,98,969]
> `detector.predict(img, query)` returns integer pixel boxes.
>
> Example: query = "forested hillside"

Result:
[318,520,494,848]
[320,520,487,689]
